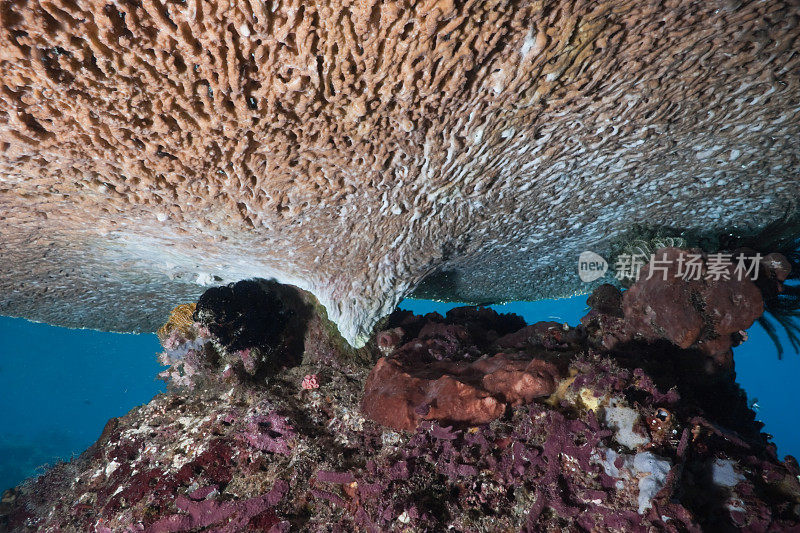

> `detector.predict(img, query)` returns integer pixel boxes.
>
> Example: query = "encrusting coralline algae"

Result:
[2,249,800,531]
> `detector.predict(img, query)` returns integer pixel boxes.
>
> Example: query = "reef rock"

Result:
[362,307,565,430]
[3,271,800,531]
[583,248,772,368]
[2,0,800,345]
[157,279,371,390]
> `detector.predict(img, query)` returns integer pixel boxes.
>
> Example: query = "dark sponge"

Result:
[194,279,290,353]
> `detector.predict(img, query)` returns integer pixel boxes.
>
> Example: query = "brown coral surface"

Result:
[2,0,800,345]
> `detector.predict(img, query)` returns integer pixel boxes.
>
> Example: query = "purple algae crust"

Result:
[2,262,800,532]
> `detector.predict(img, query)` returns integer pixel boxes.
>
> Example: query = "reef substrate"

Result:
[2,254,800,532]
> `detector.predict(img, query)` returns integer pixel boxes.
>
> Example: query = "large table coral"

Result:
[2,0,800,345]
[3,252,799,531]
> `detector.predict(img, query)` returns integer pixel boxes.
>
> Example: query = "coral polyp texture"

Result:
[3,251,800,531]
[2,0,800,345]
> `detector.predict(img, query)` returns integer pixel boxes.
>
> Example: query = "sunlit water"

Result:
[1,296,797,490]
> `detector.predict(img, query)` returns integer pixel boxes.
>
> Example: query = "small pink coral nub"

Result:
[302,374,320,390]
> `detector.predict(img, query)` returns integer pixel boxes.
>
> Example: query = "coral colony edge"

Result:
[2,0,800,531]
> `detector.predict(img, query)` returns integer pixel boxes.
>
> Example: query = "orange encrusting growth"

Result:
[157,303,197,341]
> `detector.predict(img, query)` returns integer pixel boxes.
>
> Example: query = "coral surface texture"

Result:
[2,0,800,344]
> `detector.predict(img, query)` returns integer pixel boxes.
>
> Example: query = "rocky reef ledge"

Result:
[2,249,800,532]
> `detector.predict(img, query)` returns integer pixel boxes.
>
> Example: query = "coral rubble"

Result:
[3,254,800,531]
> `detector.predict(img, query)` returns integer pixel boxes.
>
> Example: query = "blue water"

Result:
[0,296,798,490]
[0,317,165,490]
